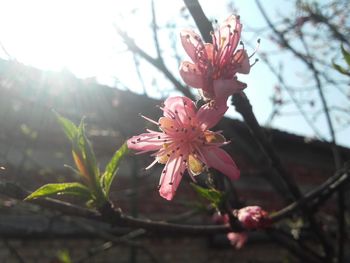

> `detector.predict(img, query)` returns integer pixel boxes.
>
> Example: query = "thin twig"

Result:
[114,25,194,99]
[258,54,325,140]
[267,229,323,263]
[255,1,343,260]
[0,40,13,59]
[1,171,349,238]
[271,168,350,222]
[151,0,162,60]
[0,181,231,235]
[306,9,350,46]
[232,93,302,200]
[2,239,26,263]
[132,54,148,96]
[299,31,345,263]
[75,241,114,263]
[68,218,159,263]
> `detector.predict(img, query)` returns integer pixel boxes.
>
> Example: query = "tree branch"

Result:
[0,181,231,235]
[267,229,323,263]
[255,1,344,260]
[114,25,194,100]
[271,167,350,222]
[183,0,213,43]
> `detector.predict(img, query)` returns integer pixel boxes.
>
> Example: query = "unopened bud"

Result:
[227,232,247,249]
[212,212,229,225]
[235,206,270,229]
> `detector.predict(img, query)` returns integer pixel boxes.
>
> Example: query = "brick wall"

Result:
[0,237,298,263]
[1,58,349,263]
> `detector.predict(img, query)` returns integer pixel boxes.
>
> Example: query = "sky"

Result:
[0,0,348,147]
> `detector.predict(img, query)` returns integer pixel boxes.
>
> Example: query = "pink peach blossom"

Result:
[127,96,240,200]
[227,232,247,249]
[236,206,270,229]
[212,212,229,225]
[180,15,250,103]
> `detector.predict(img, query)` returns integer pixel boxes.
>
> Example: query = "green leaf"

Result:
[101,142,129,196]
[75,119,100,180]
[341,44,350,67]
[54,111,78,142]
[24,182,93,201]
[333,62,350,76]
[71,119,106,205]
[63,164,80,176]
[191,183,224,208]
[57,250,72,263]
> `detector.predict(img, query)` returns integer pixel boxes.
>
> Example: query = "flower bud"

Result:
[227,232,247,249]
[212,212,229,225]
[236,206,270,229]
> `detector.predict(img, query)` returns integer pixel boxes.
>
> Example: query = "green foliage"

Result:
[20,124,38,140]
[54,111,78,143]
[341,44,350,66]
[333,44,350,76]
[56,249,72,263]
[332,62,350,76]
[25,182,93,201]
[100,142,129,196]
[74,119,100,186]
[191,183,224,209]
[25,113,129,208]
[56,113,103,202]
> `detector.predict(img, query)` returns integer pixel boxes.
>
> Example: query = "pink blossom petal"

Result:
[129,95,241,200]
[158,117,179,132]
[163,96,197,124]
[213,79,247,104]
[201,146,240,180]
[212,212,229,225]
[179,15,249,103]
[215,15,242,51]
[227,232,247,249]
[196,102,227,130]
[159,156,186,200]
[179,61,204,89]
[180,29,206,63]
[237,206,271,229]
[127,133,164,152]
[204,43,214,61]
[234,49,250,74]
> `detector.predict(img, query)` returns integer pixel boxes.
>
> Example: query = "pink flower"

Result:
[212,212,229,225]
[227,232,247,249]
[236,206,270,229]
[180,15,250,103]
[127,96,240,200]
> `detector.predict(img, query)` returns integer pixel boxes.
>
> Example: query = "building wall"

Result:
[0,238,298,263]
[1,58,349,263]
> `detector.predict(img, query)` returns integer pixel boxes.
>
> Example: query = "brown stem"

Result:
[0,181,232,235]
[232,93,302,200]
[267,229,323,263]
[271,168,350,222]
[183,0,213,43]
[255,1,344,260]
[232,91,333,261]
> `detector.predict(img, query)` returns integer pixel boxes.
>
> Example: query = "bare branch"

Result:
[2,240,26,263]
[151,0,162,60]
[114,25,194,99]
[271,167,350,222]
[183,0,213,43]
[68,219,159,263]
[267,229,323,263]
[0,181,231,235]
